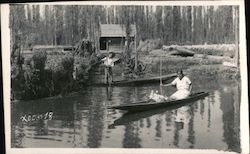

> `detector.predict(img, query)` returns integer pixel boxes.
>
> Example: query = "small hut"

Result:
[99,24,136,53]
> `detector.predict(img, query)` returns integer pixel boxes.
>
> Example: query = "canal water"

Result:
[11,78,241,152]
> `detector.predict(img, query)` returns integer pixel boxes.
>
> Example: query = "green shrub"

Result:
[62,56,74,72]
[12,48,101,100]
[32,51,47,71]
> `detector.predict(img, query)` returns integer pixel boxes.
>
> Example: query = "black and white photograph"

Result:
[1,1,249,154]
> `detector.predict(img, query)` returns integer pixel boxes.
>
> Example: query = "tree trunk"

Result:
[234,6,239,69]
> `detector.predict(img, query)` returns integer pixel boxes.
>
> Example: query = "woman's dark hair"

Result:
[108,52,115,58]
[177,69,183,75]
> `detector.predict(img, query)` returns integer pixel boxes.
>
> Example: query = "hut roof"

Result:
[100,24,136,37]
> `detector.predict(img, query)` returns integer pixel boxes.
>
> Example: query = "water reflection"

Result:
[220,84,241,152]
[87,88,105,148]
[187,106,195,148]
[106,87,112,101]
[155,118,162,138]
[11,80,241,152]
[173,121,182,148]
[123,123,142,148]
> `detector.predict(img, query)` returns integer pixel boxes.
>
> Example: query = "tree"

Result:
[203,6,209,44]
[192,6,197,44]
[181,6,187,43]
[155,6,164,39]
[172,6,181,43]
[9,4,237,50]
[43,5,51,45]
[186,6,192,43]
[207,6,214,43]
[223,6,233,43]
[163,6,173,44]
[196,6,203,44]
[10,4,26,65]
[120,6,132,60]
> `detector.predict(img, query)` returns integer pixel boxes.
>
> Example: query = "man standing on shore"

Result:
[101,52,117,85]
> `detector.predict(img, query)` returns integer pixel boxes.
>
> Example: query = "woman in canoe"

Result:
[101,52,117,84]
[164,69,192,100]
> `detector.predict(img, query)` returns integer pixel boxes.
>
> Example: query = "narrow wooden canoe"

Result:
[93,73,177,86]
[107,92,209,112]
[109,99,199,127]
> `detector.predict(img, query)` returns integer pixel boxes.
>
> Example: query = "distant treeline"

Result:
[10,5,239,49]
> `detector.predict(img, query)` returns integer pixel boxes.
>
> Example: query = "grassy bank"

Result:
[188,65,240,80]
[149,56,222,74]
[135,41,239,81]
[144,56,239,80]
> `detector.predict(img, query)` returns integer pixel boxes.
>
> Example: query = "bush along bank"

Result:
[11,50,99,100]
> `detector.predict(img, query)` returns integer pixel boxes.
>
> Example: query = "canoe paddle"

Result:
[161,83,172,87]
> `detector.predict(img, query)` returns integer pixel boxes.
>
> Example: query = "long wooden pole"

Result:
[160,57,162,85]
[160,57,163,94]
[234,6,239,70]
[134,26,138,71]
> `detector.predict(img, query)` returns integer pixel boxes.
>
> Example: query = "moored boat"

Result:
[92,73,177,86]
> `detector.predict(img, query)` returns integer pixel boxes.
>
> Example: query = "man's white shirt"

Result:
[171,76,192,91]
[103,57,115,67]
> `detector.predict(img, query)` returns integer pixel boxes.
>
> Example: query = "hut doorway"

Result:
[100,38,107,50]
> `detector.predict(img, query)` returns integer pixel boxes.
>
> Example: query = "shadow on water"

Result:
[11,79,241,152]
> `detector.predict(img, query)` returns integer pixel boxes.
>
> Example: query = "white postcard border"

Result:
[1,1,248,154]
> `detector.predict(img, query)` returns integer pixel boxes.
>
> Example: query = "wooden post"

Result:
[106,41,109,52]
[234,6,239,70]
[97,16,101,53]
[54,7,57,46]
[16,32,22,73]
[134,26,138,71]
[160,57,163,94]
[160,57,162,85]
[121,37,123,51]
